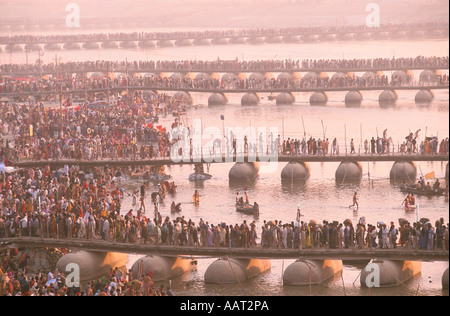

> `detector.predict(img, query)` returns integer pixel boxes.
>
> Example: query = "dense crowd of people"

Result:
[0,161,448,252]
[1,56,448,76]
[1,67,448,96]
[1,22,447,45]
[0,93,191,163]
[0,253,174,296]
[0,94,448,164]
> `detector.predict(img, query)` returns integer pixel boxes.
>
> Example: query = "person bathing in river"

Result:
[349,192,359,210]
[193,190,200,206]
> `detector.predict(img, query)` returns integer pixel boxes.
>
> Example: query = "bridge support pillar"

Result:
[204,258,271,284]
[208,93,228,106]
[345,90,363,107]
[335,161,363,183]
[56,251,128,284]
[241,93,260,106]
[360,260,421,288]
[390,161,417,184]
[283,259,343,286]
[281,162,311,183]
[131,255,197,282]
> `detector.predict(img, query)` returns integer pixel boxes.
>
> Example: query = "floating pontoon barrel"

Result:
[204,258,271,284]
[360,260,421,287]
[415,90,434,104]
[139,41,156,49]
[44,43,61,51]
[157,41,174,48]
[173,91,193,105]
[248,37,265,45]
[56,251,128,284]
[229,162,259,182]
[175,39,193,46]
[26,43,43,51]
[443,268,449,289]
[83,42,101,49]
[345,90,363,107]
[265,36,283,43]
[276,92,295,105]
[281,162,311,182]
[335,161,363,183]
[310,91,328,106]
[208,93,228,106]
[389,161,417,183]
[63,43,81,50]
[283,260,343,286]
[379,90,398,107]
[193,38,211,45]
[102,41,119,49]
[131,255,197,282]
[241,93,260,106]
[211,38,229,45]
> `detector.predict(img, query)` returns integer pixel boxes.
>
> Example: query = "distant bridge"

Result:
[1,24,448,52]
[1,84,448,98]
[2,65,449,77]
[1,237,448,261]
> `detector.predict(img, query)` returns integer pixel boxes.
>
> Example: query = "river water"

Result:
[2,36,449,296]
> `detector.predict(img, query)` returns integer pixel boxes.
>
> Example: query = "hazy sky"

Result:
[1,0,448,31]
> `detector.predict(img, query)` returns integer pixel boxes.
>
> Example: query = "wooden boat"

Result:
[236,203,259,216]
[400,185,444,196]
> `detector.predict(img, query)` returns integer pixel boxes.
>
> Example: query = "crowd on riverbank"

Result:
[0,92,192,163]
[1,93,448,164]
[1,56,448,76]
[0,253,174,296]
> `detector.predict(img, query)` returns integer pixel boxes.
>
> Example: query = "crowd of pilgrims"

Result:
[0,93,187,163]
[0,161,448,253]
[0,252,174,296]
[1,22,447,44]
[2,68,448,97]
[1,56,448,75]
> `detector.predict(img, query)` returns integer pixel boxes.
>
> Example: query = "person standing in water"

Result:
[193,190,200,206]
[349,192,359,210]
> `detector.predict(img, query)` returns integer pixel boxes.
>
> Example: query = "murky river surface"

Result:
[2,35,449,296]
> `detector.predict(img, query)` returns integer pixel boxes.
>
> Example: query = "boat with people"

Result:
[400,184,445,196]
[235,203,260,217]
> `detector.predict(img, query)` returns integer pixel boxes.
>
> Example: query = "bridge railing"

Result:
[1,220,448,254]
